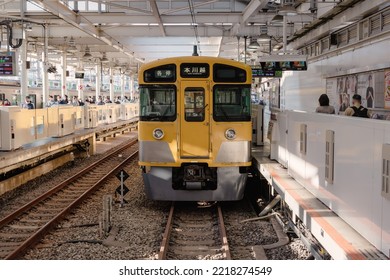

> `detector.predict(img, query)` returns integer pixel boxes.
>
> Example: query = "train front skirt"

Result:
[142,166,247,201]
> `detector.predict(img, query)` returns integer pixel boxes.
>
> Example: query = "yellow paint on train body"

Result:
[138,56,252,168]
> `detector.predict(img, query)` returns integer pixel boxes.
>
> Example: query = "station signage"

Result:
[259,54,308,72]
[252,67,282,78]
[75,72,85,79]
[0,52,16,76]
[260,61,307,71]
[180,63,209,78]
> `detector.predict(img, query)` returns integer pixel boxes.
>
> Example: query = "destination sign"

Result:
[0,53,15,76]
[180,63,209,78]
[144,64,176,82]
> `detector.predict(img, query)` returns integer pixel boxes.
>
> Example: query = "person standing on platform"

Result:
[104,96,112,104]
[96,96,105,105]
[315,94,335,114]
[46,95,56,107]
[72,96,80,106]
[344,94,370,118]
[22,96,34,110]
[22,96,34,109]
[57,95,67,105]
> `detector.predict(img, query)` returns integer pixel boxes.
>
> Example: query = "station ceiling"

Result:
[0,0,387,72]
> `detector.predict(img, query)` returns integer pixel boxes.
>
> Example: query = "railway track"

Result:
[0,140,138,260]
[158,202,231,260]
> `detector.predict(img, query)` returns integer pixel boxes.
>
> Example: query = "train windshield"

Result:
[140,85,176,121]
[213,86,251,122]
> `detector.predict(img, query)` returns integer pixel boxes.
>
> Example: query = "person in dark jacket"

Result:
[344,94,371,118]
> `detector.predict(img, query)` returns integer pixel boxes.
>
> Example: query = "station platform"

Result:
[252,146,388,260]
[0,118,138,196]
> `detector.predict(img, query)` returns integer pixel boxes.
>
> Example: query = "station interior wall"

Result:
[281,37,390,113]
[270,110,390,258]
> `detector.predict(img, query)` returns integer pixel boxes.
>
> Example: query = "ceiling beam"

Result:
[30,0,143,62]
[149,0,166,36]
[161,0,220,15]
[241,0,268,24]
[289,0,389,49]
[89,0,152,15]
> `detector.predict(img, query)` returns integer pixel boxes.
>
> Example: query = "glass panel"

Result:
[184,88,205,122]
[78,1,86,11]
[88,1,99,11]
[140,86,176,121]
[213,86,251,122]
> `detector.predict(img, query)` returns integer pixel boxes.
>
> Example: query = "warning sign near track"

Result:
[116,170,129,181]
[116,184,129,196]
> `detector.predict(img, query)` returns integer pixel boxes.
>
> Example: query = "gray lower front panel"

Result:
[143,167,247,201]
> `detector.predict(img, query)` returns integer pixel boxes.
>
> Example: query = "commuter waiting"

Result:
[315,94,335,114]
[344,94,370,118]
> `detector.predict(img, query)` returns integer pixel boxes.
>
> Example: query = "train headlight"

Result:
[152,128,164,140]
[225,128,236,140]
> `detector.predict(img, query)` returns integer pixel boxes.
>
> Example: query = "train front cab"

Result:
[139,57,252,201]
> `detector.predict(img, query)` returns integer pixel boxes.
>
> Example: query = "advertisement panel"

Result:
[384,70,390,109]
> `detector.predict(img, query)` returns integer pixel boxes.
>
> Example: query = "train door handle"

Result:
[204,122,209,126]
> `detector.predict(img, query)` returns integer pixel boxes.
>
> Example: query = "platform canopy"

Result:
[0,0,380,70]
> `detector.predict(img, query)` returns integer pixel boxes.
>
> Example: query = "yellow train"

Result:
[138,56,252,201]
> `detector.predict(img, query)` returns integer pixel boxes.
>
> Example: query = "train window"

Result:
[139,85,176,121]
[144,64,176,83]
[213,64,247,83]
[184,88,205,122]
[213,85,251,122]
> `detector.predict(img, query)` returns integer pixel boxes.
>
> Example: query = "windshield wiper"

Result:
[161,102,174,118]
[217,105,230,121]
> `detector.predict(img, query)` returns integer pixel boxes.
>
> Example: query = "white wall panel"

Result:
[273,110,390,256]
[282,39,390,112]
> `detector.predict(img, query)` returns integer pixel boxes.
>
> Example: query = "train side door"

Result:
[180,81,210,158]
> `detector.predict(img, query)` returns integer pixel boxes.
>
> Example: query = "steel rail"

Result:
[217,205,231,260]
[4,149,138,260]
[0,139,137,229]
[157,202,175,260]
[158,202,232,260]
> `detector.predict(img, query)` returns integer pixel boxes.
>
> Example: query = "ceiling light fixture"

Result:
[279,0,297,16]
[67,36,78,53]
[271,14,284,24]
[101,52,109,63]
[258,26,270,42]
[83,46,92,59]
[248,38,260,50]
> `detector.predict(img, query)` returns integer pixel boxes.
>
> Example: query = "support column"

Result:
[61,51,67,98]
[120,73,125,101]
[95,63,101,101]
[129,75,134,100]
[109,67,114,101]
[283,15,287,53]
[19,31,28,106]
[77,78,83,100]
[42,24,49,107]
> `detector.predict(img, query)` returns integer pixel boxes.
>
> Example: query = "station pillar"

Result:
[77,79,83,100]
[42,24,49,107]
[95,63,101,101]
[109,67,114,102]
[130,75,134,101]
[120,73,125,101]
[61,51,67,98]
[19,31,28,106]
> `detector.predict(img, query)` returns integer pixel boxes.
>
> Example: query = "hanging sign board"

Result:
[0,52,16,76]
